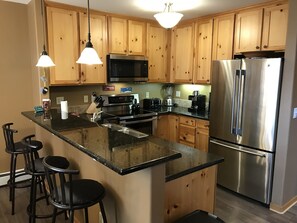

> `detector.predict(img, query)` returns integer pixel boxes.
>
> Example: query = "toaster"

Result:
[143,98,161,109]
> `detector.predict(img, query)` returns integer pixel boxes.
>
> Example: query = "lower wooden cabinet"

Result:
[155,114,210,152]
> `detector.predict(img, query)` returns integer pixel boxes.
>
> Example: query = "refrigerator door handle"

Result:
[210,139,266,158]
[231,70,240,135]
[236,70,246,136]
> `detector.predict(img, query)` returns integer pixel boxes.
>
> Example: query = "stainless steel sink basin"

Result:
[101,123,148,138]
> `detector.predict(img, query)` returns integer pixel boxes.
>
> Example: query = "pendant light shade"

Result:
[77,0,102,65]
[154,3,183,29]
[36,0,55,67]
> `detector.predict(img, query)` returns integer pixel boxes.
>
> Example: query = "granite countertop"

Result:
[145,106,209,120]
[22,110,223,179]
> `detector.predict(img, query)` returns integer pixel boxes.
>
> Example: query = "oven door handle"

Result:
[119,116,157,125]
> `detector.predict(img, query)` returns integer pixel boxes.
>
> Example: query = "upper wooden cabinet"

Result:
[47,7,80,85]
[170,23,195,83]
[47,7,108,85]
[147,23,169,83]
[262,3,288,51]
[212,13,235,60]
[234,2,288,53]
[194,19,213,84]
[108,17,146,55]
[79,12,107,84]
[234,8,263,53]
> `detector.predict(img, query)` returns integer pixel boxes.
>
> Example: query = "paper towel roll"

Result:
[60,101,68,119]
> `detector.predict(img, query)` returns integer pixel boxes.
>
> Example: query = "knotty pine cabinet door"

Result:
[196,119,210,152]
[194,19,213,84]
[47,7,80,85]
[170,23,195,83]
[108,17,146,55]
[234,8,263,53]
[262,3,288,51]
[154,115,179,143]
[147,23,169,83]
[79,12,107,84]
[212,13,235,60]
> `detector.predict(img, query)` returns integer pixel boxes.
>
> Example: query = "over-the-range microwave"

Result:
[107,54,148,82]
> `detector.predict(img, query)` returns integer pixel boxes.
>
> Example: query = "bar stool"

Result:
[43,155,108,223]
[174,210,225,223]
[2,122,43,215]
[21,135,70,223]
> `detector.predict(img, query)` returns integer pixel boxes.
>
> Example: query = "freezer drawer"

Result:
[209,139,274,204]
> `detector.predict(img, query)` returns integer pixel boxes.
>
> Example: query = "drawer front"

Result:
[179,116,196,127]
[179,125,196,144]
[196,119,209,129]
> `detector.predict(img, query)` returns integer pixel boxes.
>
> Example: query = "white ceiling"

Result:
[6,0,272,20]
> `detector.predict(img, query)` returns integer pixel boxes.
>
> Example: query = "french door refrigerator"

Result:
[209,58,283,204]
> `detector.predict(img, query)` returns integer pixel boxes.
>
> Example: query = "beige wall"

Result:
[0,2,35,173]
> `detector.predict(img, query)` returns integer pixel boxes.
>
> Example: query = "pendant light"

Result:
[154,2,183,29]
[36,0,55,67]
[77,0,103,65]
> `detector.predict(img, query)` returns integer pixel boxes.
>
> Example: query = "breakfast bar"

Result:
[22,110,223,223]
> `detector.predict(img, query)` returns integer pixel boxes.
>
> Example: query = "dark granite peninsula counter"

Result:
[22,110,223,223]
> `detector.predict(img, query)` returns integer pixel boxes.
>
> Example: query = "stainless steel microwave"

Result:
[107,54,148,82]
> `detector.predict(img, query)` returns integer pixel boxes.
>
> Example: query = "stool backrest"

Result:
[2,123,17,152]
[43,156,78,209]
[21,135,41,175]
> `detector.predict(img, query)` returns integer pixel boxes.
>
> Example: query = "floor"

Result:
[1,184,297,222]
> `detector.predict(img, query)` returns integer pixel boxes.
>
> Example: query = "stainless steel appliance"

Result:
[209,58,283,204]
[100,94,157,135]
[107,54,148,82]
[143,98,162,109]
[162,84,174,107]
[188,91,206,112]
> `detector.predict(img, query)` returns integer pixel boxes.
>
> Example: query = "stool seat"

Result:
[175,210,224,223]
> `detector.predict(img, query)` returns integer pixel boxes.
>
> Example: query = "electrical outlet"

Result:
[293,107,297,119]
[56,97,64,105]
[146,92,150,98]
[176,91,181,97]
[84,95,89,103]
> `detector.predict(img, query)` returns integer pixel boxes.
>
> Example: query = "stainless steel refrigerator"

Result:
[209,58,283,204]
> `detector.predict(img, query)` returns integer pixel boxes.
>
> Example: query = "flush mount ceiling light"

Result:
[77,0,102,65]
[154,2,183,29]
[36,0,55,67]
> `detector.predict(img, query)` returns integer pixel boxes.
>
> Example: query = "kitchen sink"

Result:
[101,123,148,138]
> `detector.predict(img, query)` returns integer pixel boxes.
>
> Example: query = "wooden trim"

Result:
[270,195,297,214]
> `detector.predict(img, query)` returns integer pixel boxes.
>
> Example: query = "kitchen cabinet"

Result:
[212,13,235,60]
[170,23,195,83]
[108,17,146,55]
[262,3,288,51]
[196,119,210,152]
[79,12,107,84]
[179,116,196,147]
[194,19,213,84]
[234,2,288,54]
[47,7,79,85]
[147,23,169,83]
[234,8,263,53]
[154,114,178,142]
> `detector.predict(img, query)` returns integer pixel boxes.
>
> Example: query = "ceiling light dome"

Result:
[154,3,183,29]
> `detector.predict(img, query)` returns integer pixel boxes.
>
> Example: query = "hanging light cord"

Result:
[86,0,93,48]
[40,0,47,52]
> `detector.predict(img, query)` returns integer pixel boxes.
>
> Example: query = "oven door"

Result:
[119,116,157,135]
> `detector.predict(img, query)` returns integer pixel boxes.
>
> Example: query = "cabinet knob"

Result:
[256,46,260,49]
[263,45,268,48]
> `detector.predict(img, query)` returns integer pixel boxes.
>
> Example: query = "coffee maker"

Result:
[188,91,206,112]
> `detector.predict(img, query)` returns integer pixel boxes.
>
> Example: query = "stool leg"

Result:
[69,210,75,223]
[99,201,107,223]
[51,207,57,223]
[41,176,49,205]
[10,154,17,215]
[84,208,89,223]
[29,176,37,223]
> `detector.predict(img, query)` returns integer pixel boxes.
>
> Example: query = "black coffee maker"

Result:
[188,91,206,112]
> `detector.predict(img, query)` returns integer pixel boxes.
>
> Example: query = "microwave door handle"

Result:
[231,70,240,135]
[120,116,157,125]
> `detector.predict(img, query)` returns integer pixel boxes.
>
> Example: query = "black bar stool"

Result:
[21,135,70,223]
[174,210,225,223]
[43,155,108,223]
[2,123,43,215]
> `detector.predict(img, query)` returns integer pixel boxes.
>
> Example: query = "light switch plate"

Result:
[56,97,64,105]
[84,95,89,103]
[176,91,181,97]
[146,92,149,98]
[293,107,297,119]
